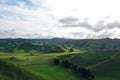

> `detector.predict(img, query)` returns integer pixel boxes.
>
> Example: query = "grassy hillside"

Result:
[0,59,45,80]
[1,38,120,53]
[0,39,65,53]
[0,38,120,80]
[0,52,82,80]
[91,53,120,80]
[25,64,81,80]
[0,50,119,80]
[58,50,120,80]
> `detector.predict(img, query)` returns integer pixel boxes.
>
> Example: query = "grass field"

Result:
[57,51,120,80]
[25,64,81,80]
[0,52,83,80]
[0,51,119,80]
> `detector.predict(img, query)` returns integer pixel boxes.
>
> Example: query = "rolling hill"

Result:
[0,38,120,80]
[58,50,120,80]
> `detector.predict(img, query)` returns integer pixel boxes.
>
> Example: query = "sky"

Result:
[1,0,120,39]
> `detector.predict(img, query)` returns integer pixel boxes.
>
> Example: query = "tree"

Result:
[77,67,94,80]
[52,59,95,80]
[85,69,95,80]
[69,48,74,53]
[61,60,71,68]
[71,65,77,72]
[53,58,60,65]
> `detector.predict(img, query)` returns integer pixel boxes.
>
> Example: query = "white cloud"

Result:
[0,0,120,39]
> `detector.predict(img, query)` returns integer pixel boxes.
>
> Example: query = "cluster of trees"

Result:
[0,47,14,53]
[52,58,95,80]
[0,59,45,80]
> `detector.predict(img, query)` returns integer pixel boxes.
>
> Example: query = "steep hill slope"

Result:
[0,52,83,80]
[0,59,45,80]
[58,50,120,80]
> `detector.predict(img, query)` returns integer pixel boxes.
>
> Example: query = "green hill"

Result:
[58,50,120,80]
[0,38,120,80]
[18,42,65,53]
[0,52,83,80]
[0,59,45,80]
[1,38,120,52]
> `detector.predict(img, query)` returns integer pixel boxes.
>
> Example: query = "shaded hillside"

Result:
[1,38,120,52]
[58,50,120,80]
[0,59,45,80]
[0,41,65,53]
[17,42,64,53]
[65,39,120,51]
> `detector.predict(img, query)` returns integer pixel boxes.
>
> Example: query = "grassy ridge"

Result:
[22,52,82,80]
[0,50,119,80]
[0,39,120,80]
[58,50,120,80]
[0,59,45,80]
[0,52,82,80]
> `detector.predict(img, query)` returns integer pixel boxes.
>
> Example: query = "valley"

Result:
[0,38,120,80]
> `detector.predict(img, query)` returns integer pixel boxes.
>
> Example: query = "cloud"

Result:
[93,29,116,39]
[107,21,120,28]
[59,17,79,24]
[57,16,120,39]
[0,29,16,38]
[0,0,120,39]
[59,17,120,32]
[70,32,93,39]
[93,20,120,32]
[69,29,118,39]
[78,21,92,29]
[59,17,92,28]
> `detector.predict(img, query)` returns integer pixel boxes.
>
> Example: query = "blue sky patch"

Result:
[0,0,33,7]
